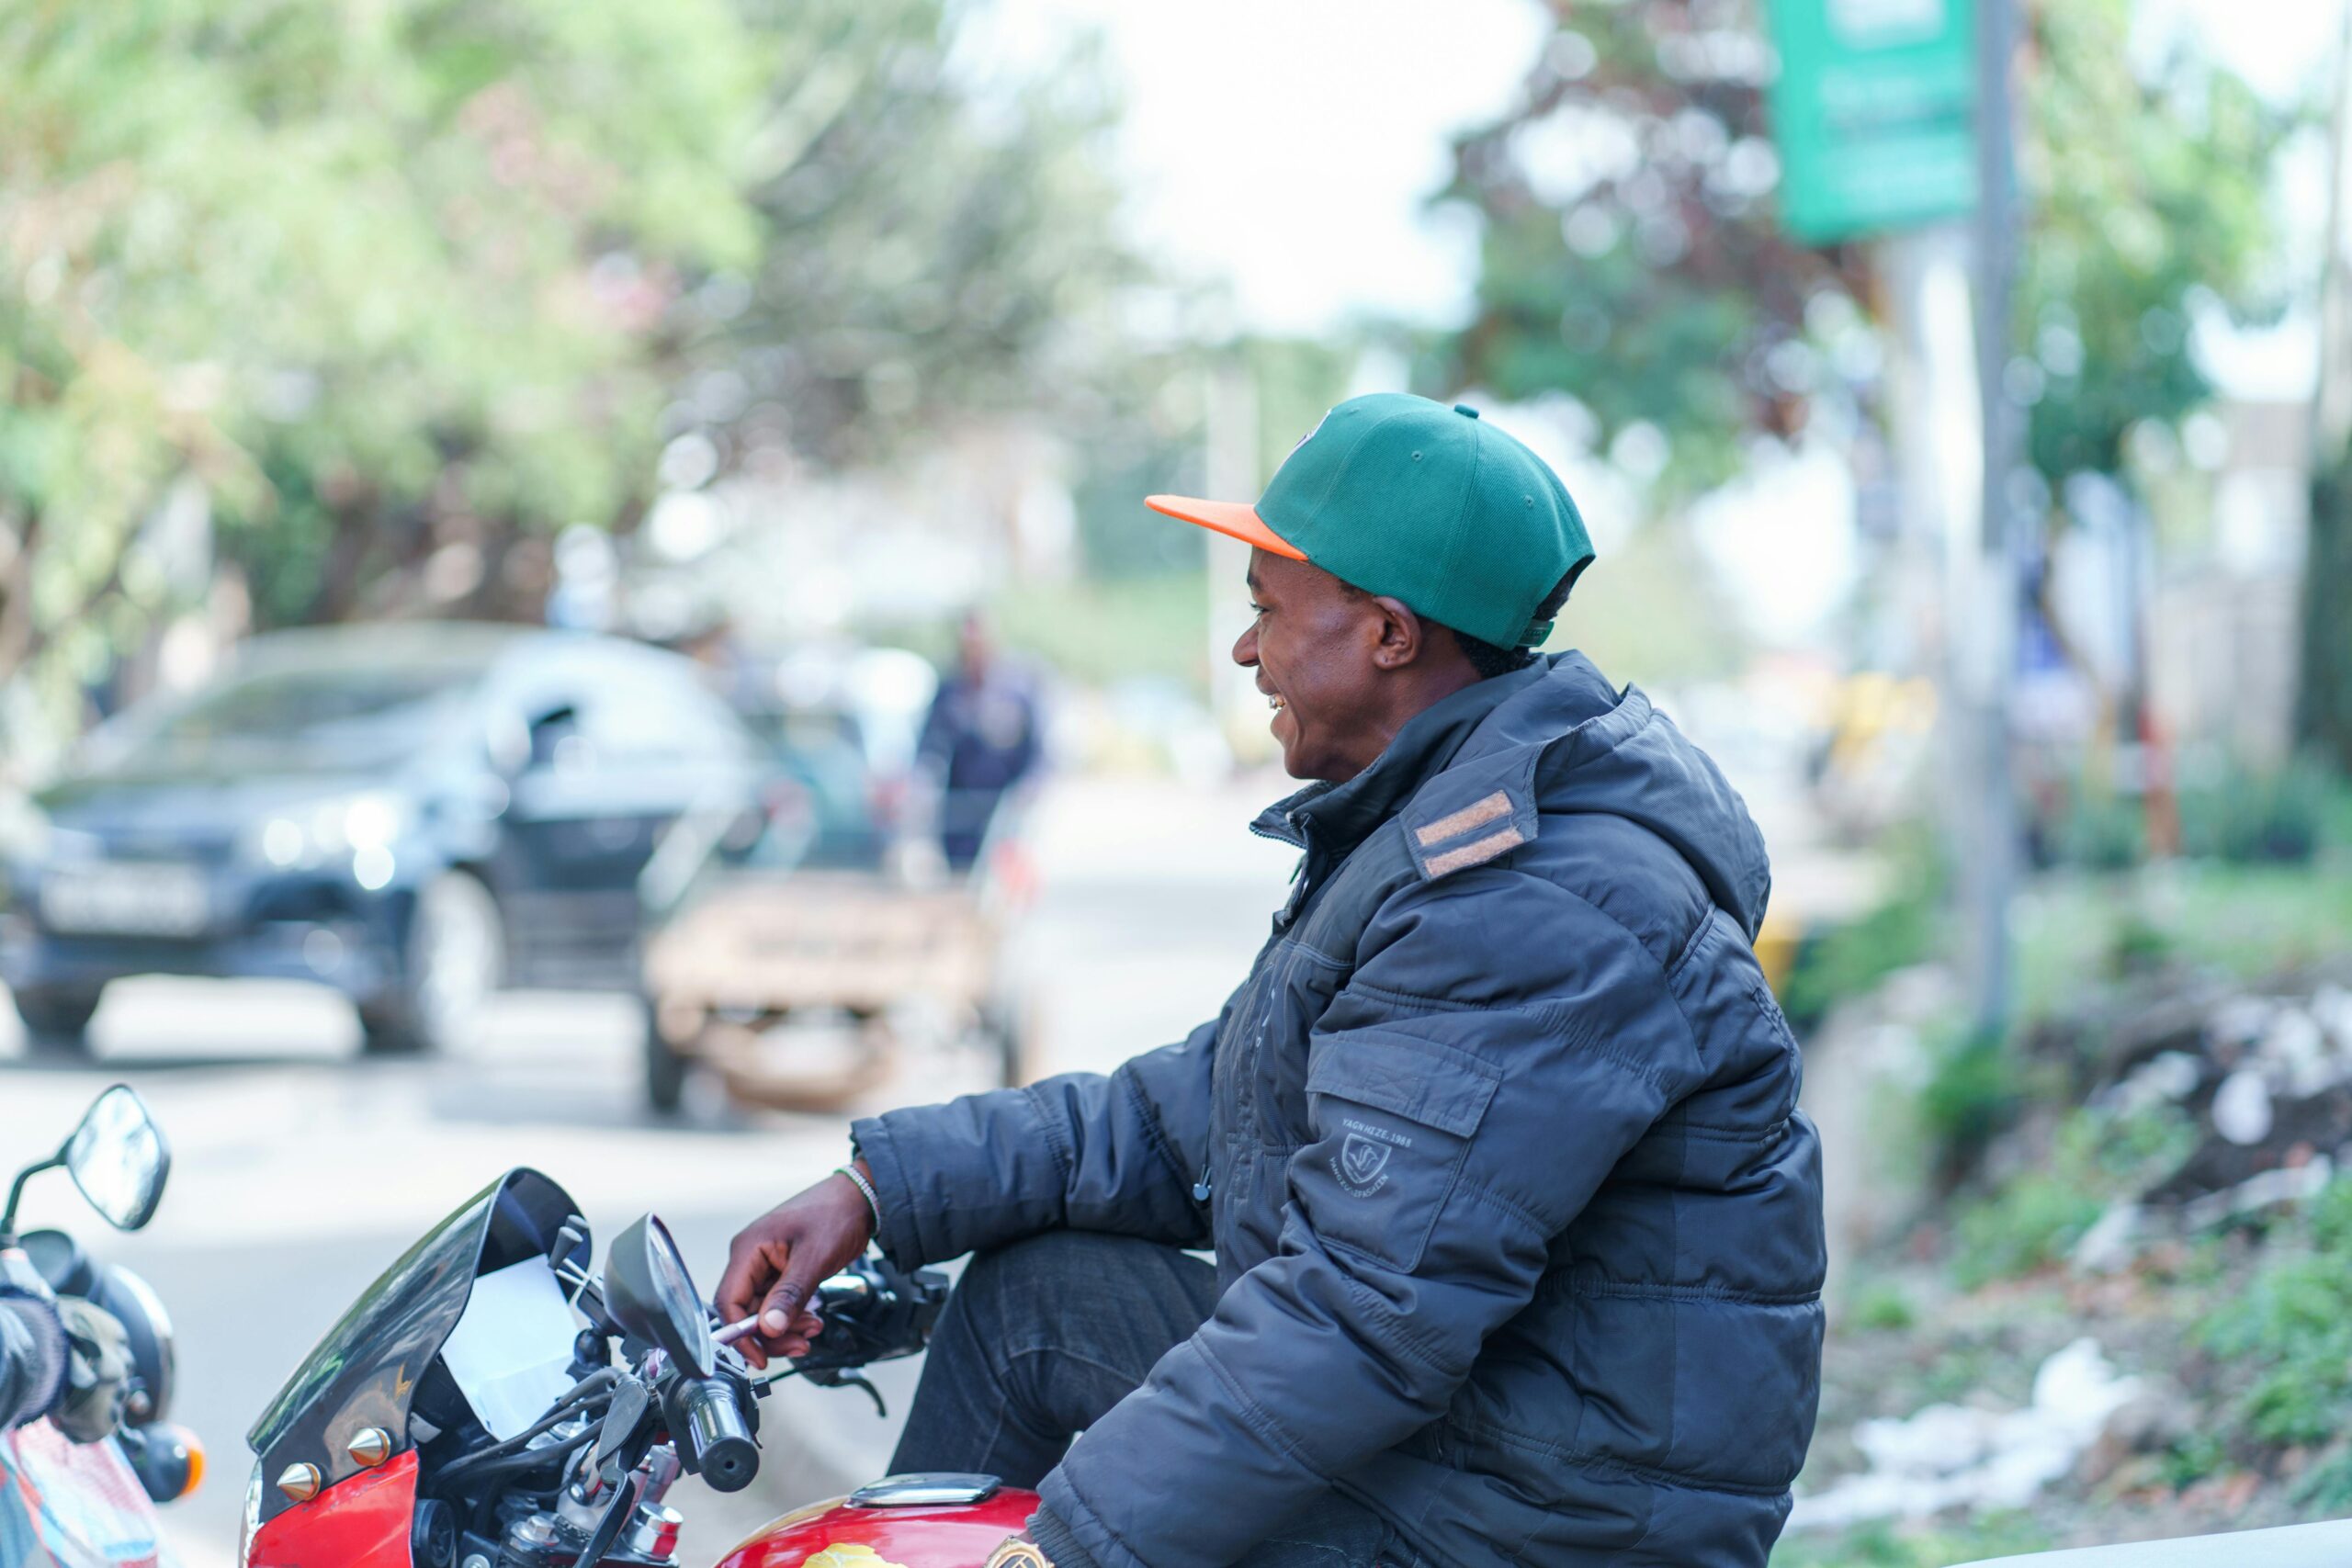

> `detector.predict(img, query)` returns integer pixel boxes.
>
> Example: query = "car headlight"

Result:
[245,792,409,870]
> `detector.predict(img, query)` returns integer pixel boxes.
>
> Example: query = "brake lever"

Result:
[801,1367,888,1418]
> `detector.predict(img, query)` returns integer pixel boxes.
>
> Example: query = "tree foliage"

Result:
[2018,0,2279,481]
[0,0,760,700]
[1427,0,2281,504]
[1428,0,1866,497]
[707,0,1130,469]
[0,0,1128,736]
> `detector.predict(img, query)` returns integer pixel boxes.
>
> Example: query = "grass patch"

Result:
[2197,1180,2352,1450]
[1949,1106,2197,1288]
[1779,828,1946,1027]
[1951,1172,2107,1289]
[1772,1513,2051,1567]
[1917,1022,2021,1178]
[1849,1280,1918,1333]
[2015,863,2352,1021]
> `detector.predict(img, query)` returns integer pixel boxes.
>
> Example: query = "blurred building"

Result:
[2146,396,2306,764]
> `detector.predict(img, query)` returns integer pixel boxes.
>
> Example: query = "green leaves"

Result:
[2019,0,2284,483]
[1428,2,1859,501]
[1428,0,2282,508]
[0,0,759,671]
[0,0,1128,736]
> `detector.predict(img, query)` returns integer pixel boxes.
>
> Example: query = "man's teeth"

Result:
[1267,694,1285,711]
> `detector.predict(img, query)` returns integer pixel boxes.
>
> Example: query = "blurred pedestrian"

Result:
[722,395,1824,1568]
[915,613,1044,871]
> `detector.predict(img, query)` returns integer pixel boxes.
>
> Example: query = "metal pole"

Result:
[1969,0,2019,1036]
[2312,1,2352,459]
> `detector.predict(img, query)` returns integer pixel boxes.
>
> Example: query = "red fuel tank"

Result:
[712,1484,1041,1568]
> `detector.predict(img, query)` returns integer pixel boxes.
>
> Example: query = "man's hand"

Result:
[714,1164,877,1369]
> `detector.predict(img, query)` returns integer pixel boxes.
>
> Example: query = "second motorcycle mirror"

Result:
[66,1085,171,1232]
[605,1213,715,1377]
[2,1082,171,1238]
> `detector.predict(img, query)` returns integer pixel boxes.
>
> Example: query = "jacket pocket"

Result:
[1301,1028,1503,1271]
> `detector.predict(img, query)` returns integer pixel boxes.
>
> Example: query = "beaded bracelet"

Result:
[836,1162,882,1232]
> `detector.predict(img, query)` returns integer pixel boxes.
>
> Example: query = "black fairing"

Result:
[17,1229,92,1295]
[247,1168,584,1527]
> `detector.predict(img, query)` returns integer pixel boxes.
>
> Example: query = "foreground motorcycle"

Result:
[242,1168,1029,1568]
[1,1084,203,1568]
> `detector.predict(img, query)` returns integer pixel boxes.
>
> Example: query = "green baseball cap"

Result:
[1147,392,1594,649]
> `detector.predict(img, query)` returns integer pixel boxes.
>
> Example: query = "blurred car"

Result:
[0,623,762,1055]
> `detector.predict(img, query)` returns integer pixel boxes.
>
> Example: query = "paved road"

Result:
[0,773,1295,1567]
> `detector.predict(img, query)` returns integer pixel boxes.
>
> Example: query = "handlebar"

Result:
[669,1373,758,1493]
[784,1255,949,1378]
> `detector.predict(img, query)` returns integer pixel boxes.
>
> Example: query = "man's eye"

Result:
[1249,603,1269,616]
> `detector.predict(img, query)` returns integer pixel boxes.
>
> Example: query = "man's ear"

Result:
[1367,596,1424,671]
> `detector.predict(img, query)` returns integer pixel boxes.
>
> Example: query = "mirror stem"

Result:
[0,1152,65,1240]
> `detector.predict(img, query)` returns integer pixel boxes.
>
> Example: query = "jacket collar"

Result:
[1248,660,1550,858]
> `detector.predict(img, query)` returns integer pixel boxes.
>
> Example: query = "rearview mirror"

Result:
[64,1085,170,1232]
[604,1214,714,1378]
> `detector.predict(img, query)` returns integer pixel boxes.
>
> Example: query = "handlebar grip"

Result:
[673,1375,758,1493]
[813,1272,872,1313]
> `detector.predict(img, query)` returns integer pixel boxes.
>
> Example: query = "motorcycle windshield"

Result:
[245,1168,583,1525]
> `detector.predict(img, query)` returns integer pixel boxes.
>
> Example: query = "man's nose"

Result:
[1232,621,1259,667]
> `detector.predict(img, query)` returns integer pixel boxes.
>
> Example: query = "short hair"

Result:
[1335,570,1578,681]
[1442,570,1577,680]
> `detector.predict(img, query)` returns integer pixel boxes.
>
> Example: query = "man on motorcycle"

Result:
[720,394,1826,1568]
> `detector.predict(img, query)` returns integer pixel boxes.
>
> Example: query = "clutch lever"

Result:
[799,1365,889,1418]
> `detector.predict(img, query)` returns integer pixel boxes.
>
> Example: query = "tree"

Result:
[700,0,1134,471]
[0,0,761,724]
[2018,0,2277,486]
[0,0,1137,744]
[1426,0,2281,512]
[1427,0,1866,500]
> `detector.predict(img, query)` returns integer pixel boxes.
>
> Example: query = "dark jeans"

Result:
[891,1230,1409,1568]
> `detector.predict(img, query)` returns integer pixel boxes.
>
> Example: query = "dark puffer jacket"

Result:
[853,652,1826,1568]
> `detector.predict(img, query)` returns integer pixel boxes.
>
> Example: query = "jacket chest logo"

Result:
[1335,1122,1406,1195]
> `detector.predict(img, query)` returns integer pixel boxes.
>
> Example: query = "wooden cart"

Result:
[639,867,1030,1112]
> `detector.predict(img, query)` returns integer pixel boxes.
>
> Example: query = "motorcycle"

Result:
[241,1168,1031,1568]
[1,1083,203,1568]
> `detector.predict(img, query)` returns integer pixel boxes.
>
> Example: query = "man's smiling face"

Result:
[1232,549,1396,784]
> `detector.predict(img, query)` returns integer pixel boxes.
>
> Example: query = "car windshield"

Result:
[97,664,483,775]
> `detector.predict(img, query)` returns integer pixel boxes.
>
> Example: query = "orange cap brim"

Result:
[1144,495,1307,561]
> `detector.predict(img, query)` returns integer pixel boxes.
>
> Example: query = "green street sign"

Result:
[1766,0,1978,243]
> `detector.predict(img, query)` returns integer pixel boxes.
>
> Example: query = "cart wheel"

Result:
[644,1003,690,1113]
